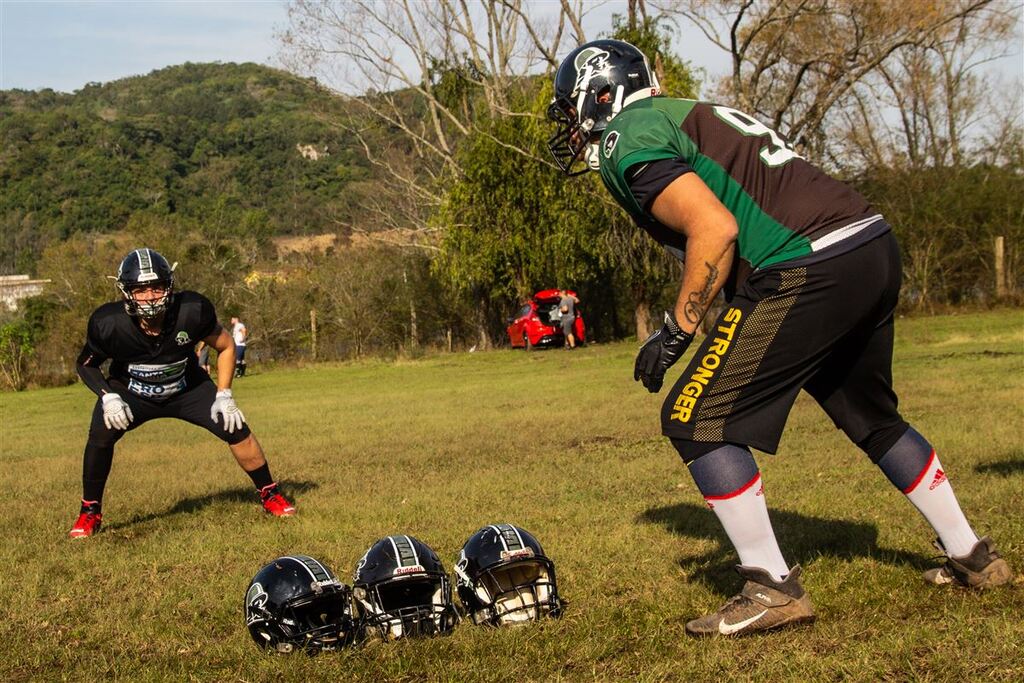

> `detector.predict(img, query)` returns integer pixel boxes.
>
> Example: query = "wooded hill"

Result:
[1,62,376,274]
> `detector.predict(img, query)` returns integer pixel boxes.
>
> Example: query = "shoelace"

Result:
[74,512,99,529]
[263,493,287,507]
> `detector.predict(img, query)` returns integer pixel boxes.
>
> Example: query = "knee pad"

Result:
[874,427,934,492]
[857,419,910,463]
[670,439,759,498]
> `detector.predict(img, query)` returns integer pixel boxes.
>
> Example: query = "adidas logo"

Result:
[928,468,948,491]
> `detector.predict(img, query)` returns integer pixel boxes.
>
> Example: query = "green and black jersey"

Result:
[598,97,886,279]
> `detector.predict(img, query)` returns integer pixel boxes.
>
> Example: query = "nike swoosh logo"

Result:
[718,609,768,635]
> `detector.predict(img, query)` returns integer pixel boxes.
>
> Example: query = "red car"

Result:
[507,289,586,349]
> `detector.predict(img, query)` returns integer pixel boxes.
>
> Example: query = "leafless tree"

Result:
[657,0,1008,164]
[281,1,597,242]
[833,4,1021,169]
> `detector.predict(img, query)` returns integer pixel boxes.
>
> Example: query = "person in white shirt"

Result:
[230,316,248,377]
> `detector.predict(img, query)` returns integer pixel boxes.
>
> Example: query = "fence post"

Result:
[310,308,318,360]
[991,235,1007,299]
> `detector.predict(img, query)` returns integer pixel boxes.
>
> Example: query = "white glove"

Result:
[211,389,246,433]
[101,392,134,430]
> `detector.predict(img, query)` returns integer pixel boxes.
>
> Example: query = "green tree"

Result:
[0,319,34,391]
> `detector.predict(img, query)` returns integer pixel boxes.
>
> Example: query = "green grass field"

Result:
[2,310,1022,681]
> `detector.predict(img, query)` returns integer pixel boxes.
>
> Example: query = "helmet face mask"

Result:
[245,556,357,654]
[547,39,661,175]
[354,575,455,639]
[455,524,563,627]
[116,248,175,318]
[353,535,458,640]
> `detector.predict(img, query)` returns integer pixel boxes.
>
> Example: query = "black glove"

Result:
[634,311,694,393]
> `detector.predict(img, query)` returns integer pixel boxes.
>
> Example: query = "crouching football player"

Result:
[69,248,295,538]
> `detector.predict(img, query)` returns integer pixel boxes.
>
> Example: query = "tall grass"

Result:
[1,310,1021,681]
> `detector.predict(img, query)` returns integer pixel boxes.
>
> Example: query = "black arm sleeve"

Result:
[76,344,112,397]
[76,314,112,397]
[626,157,694,213]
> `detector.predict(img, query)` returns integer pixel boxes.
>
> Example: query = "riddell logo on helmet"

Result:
[501,548,535,561]
[393,564,426,576]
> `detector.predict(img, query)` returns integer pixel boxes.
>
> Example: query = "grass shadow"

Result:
[105,480,319,531]
[639,502,931,597]
[974,458,1024,477]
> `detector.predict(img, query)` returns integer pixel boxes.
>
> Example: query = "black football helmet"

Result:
[116,248,175,318]
[454,523,562,626]
[352,535,458,639]
[245,555,357,654]
[547,39,660,175]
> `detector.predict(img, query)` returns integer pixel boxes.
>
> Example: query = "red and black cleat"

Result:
[69,500,103,539]
[259,483,296,517]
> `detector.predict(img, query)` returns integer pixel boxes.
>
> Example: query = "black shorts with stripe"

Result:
[661,230,906,454]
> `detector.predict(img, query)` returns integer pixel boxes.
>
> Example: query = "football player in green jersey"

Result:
[548,39,1012,637]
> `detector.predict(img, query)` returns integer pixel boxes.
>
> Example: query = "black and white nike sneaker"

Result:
[685,565,815,637]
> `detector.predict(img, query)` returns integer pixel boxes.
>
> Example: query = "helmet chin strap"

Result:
[611,85,625,116]
[585,144,602,171]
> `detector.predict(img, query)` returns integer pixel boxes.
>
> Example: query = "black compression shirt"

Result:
[76,291,219,401]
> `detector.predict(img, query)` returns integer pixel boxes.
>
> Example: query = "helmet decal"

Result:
[491,523,526,552]
[390,535,421,568]
[454,549,472,585]
[572,47,611,96]
[245,582,269,624]
[134,248,160,282]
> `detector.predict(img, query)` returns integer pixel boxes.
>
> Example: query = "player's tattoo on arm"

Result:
[684,262,719,324]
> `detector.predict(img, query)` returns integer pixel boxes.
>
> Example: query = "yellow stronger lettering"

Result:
[670,307,744,423]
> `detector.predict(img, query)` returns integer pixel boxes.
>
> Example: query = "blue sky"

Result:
[1,1,291,91]
[1,1,1018,95]
[0,0,737,93]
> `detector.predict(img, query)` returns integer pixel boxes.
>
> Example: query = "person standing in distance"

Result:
[230,315,248,377]
[70,249,295,538]
[558,289,580,349]
[547,40,1012,636]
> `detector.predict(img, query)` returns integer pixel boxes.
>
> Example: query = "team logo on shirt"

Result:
[175,331,191,346]
[603,131,620,158]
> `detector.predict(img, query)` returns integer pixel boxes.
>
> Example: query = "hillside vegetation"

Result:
[1,62,373,273]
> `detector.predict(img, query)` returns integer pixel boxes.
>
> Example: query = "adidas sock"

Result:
[246,463,274,490]
[877,428,979,557]
[688,445,791,582]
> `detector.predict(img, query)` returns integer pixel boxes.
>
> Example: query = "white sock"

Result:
[705,473,790,582]
[903,450,979,557]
